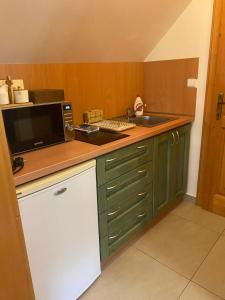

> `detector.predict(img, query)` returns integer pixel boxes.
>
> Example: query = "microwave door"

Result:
[2,103,65,155]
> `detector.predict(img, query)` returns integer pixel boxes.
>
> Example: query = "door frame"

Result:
[0,111,35,300]
[197,0,223,208]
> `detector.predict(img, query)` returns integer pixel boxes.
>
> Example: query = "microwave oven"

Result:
[2,102,74,155]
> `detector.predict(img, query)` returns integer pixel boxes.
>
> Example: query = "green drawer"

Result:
[98,183,152,239]
[97,138,154,186]
[108,198,149,245]
[100,198,153,259]
[98,162,153,213]
[107,183,153,221]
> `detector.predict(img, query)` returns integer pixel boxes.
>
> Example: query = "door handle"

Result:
[107,185,117,191]
[107,207,120,216]
[216,92,225,120]
[171,132,175,146]
[175,130,180,144]
[106,157,117,162]
[54,187,67,196]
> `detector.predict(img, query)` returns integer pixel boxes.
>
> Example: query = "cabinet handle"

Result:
[54,187,67,196]
[137,212,146,219]
[137,145,146,149]
[176,130,180,144]
[138,169,146,174]
[108,231,121,240]
[171,132,175,146]
[138,192,147,197]
[107,207,120,216]
[107,185,117,190]
[106,157,117,162]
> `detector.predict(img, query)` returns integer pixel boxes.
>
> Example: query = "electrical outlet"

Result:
[187,78,198,88]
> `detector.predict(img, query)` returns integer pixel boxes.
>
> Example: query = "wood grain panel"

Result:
[144,58,199,116]
[197,0,225,214]
[0,112,35,299]
[0,63,144,123]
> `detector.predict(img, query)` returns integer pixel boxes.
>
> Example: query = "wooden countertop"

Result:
[14,116,193,186]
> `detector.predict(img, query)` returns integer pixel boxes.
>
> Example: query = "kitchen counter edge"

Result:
[14,116,193,186]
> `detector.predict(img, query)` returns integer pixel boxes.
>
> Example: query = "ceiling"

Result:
[0,0,191,63]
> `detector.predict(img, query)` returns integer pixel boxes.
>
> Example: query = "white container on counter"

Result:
[134,96,144,116]
[14,89,29,104]
[0,84,9,105]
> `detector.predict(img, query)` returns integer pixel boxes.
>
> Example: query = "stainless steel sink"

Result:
[129,115,177,127]
[114,115,177,127]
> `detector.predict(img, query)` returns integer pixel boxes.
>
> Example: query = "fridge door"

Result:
[18,161,100,300]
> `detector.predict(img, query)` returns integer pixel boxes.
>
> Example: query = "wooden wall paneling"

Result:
[144,58,199,116]
[0,63,144,123]
[0,112,35,300]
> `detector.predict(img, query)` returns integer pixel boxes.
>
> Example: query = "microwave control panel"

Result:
[62,102,74,140]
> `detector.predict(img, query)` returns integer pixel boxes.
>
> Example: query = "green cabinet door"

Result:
[154,131,174,215]
[172,124,191,200]
[154,124,191,215]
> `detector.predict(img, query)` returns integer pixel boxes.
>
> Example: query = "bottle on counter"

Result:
[134,95,144,116]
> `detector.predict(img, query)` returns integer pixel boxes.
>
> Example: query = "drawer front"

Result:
[108,198,149,245]
[107,183,153,222]
[97,138,153,186]
[109,198,153,256]
[99,198,154,260]
[97,162,153,213]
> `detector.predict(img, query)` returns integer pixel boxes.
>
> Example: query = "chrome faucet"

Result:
[126,107,133,122]
[126,103,146,122]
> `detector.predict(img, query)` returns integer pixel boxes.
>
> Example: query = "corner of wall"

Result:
[143,0,214,196]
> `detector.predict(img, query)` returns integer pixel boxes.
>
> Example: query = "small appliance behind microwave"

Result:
[2,102,73,155]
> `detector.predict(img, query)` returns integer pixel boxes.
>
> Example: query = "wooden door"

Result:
[197,0,225,216]
[154,131,173,215]
[0,112,35,299]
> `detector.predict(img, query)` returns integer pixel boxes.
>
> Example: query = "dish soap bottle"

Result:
[134,95,144,116]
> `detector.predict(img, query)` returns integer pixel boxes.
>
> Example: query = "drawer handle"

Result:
[137,145,146,149]
[138,169,146,174]
[107,185,117,190]
[108,207,120,216]
[137,212,146,219]
[108,231,121,241]
[138,192,147,197]
[54,187,67,196]
[106,157,118,162]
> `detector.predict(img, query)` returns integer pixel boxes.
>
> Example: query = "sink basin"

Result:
[129,115,177,127]
[113,115,177,128]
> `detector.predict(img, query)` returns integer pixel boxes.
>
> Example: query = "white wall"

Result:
[145,0,214,197]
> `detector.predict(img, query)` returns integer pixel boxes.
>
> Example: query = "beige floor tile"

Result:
[80,247,188,300]
[193,235,225,299]
[180,282,223,300]
[134,214,219,279]
[172,201,225,233]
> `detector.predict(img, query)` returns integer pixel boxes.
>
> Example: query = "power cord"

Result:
[12,157,24,174]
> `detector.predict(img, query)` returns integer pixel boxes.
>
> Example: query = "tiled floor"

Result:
[81,200,225,300]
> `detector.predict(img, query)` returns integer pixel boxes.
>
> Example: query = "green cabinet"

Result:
[153,131,173,215]
[97,138,154,261]
[154,124,191,216]
[173,125,191,199]
[97,124,191,261]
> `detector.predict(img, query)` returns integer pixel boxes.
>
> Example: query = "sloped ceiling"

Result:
[0,0,191,63]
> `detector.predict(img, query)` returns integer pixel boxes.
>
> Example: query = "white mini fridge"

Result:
[17,160,101,300]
